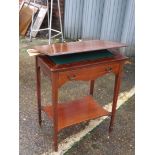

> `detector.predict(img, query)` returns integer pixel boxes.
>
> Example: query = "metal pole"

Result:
[57,0,64,42]
[29,0,63,44]
[49,0,53,44]
[47,0,50,28]
[30,0,36,41]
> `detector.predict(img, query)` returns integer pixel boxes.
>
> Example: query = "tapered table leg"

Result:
[51,72,59,152]
[36,56,42,126]
[90,80,95,95]
[109,65,122,132]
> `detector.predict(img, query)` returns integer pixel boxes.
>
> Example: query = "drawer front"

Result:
[58,63,119,87]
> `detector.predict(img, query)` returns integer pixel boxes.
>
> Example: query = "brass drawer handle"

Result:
[105,67,112,72]
[67,74,76,80]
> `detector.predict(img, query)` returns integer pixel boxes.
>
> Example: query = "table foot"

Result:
[39,120,42,127]
[53,135,58,152]
[109,126,113,133]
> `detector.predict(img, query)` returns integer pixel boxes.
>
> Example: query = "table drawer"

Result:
[58,63,119,87]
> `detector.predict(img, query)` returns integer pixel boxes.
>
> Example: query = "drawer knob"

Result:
[67,74,76,80]
[105,67,112,72]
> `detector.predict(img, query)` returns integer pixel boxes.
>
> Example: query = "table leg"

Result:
[36,56,42,126]
[109,66,122,133]
[90,80,95,95]
[51,72,59,152]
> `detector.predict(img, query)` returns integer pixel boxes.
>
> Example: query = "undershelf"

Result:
[42,95,110,131]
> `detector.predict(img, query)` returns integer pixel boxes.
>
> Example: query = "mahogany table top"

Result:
[38,49,128,72]
[32,40,126,56]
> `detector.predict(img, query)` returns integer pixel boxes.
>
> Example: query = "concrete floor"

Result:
[19,38,135,155]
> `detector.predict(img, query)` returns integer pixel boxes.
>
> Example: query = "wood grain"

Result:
[42,96,110,131]
[35,43,128,152]
[38,50,128,72]
[32,40,126,56]
[19,3,38,36]
[58,62,119,87]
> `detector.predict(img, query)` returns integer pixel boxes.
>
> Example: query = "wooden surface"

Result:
[19,3,38,36]
[42,96,110,131]
[38,49,128,72]
[36,57,42,126]
[35,45,128,151]
[51,72,59,151]
[58,62,119,87]
[32,40,126,56]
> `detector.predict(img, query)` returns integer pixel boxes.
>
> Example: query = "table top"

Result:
[47,49,114,65]
[32,40,126,56]
[38,49,128,72]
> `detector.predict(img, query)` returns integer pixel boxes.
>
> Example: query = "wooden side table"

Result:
[35,48,127,152]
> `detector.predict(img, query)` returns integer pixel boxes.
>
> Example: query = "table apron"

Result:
[38,58,51,77]
[58,62,120,87]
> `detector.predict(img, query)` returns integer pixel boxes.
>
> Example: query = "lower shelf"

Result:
[42,95,110,131]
